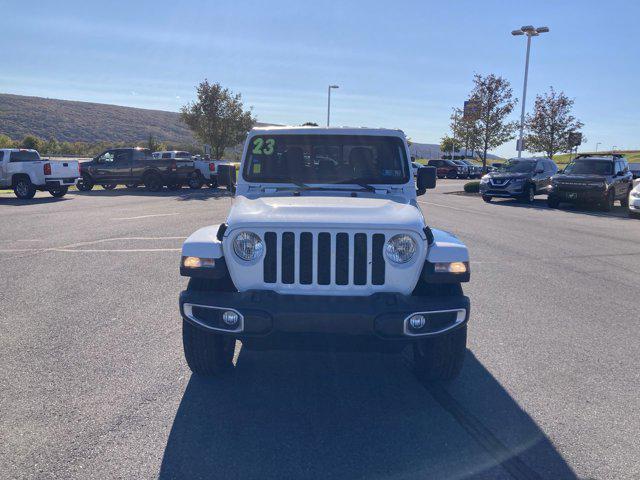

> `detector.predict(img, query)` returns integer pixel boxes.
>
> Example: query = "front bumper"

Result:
[45,178,78,188]
[179,289,470,344]
[480,181,525,197]
[629,195,640,212]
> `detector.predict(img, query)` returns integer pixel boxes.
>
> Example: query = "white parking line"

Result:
[112,213,181,220]
[52,248,181,253]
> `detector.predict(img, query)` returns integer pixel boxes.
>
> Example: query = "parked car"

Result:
[628,182,640,218]
[452,160,470,178]
[628,162,640,179]
[547,154,633,211]
[179,126,471,381]
[427,159,465,179]
[152,150,204,189]
[77,148,200,192]
[480,157,557,203]
[459,159,482,178]
[0,149,79,199]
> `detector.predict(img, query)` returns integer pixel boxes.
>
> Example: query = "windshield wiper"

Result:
[334,179,377,192]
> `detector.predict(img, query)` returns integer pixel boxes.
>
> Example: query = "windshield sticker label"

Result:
[252,138,275,155]
[253,163,261,174]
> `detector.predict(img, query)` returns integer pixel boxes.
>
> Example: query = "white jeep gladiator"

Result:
[179,127,471,381]
[0,149,79,199]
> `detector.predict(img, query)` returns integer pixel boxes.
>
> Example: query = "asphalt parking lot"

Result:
[1,181,639,480]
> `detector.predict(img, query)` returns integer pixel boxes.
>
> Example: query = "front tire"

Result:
[49,186,68,198]
[620,189,631,208]
[102,184,117,190]
[182,320,235,376]
[482,195,492,203]
[411,325,467,382]
[14,177,36,199]
[521,184,535,203]
[547,195,560,208]
[601,189,615,212]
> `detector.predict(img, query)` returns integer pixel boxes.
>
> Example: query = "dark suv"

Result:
[427,159,464,179]
[547,155,633,211]
[480,157,558,203]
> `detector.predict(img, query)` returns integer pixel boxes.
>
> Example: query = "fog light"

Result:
[222,310,239,326]
[409,314,426,330]
[182,256,215,268]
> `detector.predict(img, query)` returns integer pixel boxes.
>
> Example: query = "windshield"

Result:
[564,160,613,175]
[243,134,409,184]
[496,160,535,173]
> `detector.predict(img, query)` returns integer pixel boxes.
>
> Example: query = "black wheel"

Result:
[77,175,94,191]
[48,186,69,198]
[125,183,139,189]
[143,172,163,192]
[166,183,182,191]
[13,177,36,199]
[182,277,236,376]
[102,184,117,190]
[601,189,615,212]
[629,211,640,219]
[620,189,631,208]
[482,195,492,203]
[521,184,535,203]
[547,196,560,208]
[446,170,457,179]
[188,172,204,189]
[410,324,467,382]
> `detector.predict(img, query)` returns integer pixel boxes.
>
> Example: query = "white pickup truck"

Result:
[0,149,80,199]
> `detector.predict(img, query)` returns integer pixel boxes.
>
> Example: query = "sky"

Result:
[1,0,639,157]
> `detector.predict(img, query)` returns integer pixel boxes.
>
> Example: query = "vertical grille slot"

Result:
[372,233,386,285]
[281,232,295,284]
[354,233,367,285]
[317,233,331,285]
[335,233,349,285]
[299,232,313,285]
[264,232,277,283]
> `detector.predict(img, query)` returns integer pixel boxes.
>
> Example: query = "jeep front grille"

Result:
[263,231,386,287]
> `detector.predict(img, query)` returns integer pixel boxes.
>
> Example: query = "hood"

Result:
[554,174,607,183]
[226,195,425,232]
[486,172,531,180]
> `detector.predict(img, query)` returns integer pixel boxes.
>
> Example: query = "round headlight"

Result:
[233,231,264,261]
[385,234,417,264]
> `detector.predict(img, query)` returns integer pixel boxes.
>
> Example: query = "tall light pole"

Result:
[612,145,617,152]
[327,85,339,126]
[512,25,549,158]
[595,142,601,152]
[451,108,458,161]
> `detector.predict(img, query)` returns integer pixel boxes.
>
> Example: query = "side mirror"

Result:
[416,166,436,195]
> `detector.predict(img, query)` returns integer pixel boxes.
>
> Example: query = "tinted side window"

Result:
[10,151,41,162]
[0,151,4,161]
[162,153,172,159]
[97,151,115,163]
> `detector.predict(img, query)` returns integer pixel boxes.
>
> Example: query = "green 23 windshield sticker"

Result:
[252,138,275,155]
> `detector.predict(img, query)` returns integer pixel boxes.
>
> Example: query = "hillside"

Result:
[0,93,199,144]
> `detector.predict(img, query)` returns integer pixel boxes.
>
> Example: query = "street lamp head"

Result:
[521,25,536,33]
[329,85,339,89]
[536,26,550,33]
[511,30,524,36]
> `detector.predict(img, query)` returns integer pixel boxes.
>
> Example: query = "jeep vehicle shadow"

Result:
[486,197,633,220]
[159,350,576,479]
[71,187,234,201]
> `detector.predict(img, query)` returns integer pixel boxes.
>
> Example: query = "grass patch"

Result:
[553,150,640,165]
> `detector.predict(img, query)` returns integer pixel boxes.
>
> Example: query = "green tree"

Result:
[20,135,44,151]
[469,74,518,170]
[524,87,584,158]
[0,134,14,148]
[301,122,318,126]
[451,107,482,158]
[43,137,60,155]
[181,80,256,159]
[440,136,463,157]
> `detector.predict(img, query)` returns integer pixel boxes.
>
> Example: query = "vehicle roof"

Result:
[573,156,617,162]
[505,157,552,161]
[248,126,406,137]
[0,148,38,152]
[153,150,190,154]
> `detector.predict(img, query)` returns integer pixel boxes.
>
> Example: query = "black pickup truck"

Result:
[77,147,201,191]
